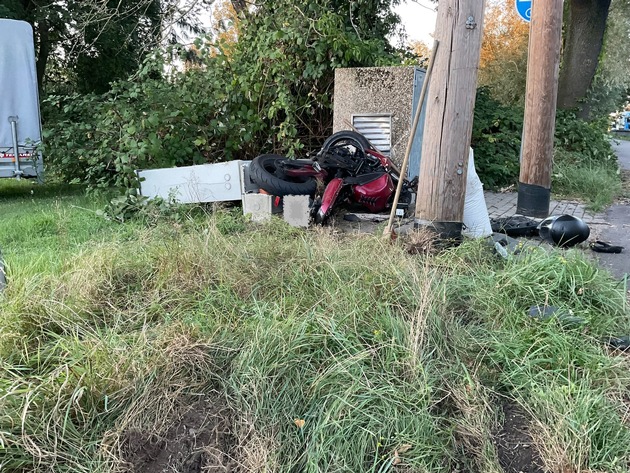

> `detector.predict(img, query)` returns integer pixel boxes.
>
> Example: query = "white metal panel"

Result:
[138,161,248,203]
[352,114,392,154]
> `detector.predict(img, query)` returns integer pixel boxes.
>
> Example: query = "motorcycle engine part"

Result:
[344,172,387,186]
[352,172,394,213]
[316,147,368,174]
[537,215,590,247]
[250,154,319,196]
[316,177,345,224]
[318,130,382,175]
[491,215,539,237]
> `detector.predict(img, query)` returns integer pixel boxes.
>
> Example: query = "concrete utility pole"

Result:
[517,0,564,217]
[414,0,486,239]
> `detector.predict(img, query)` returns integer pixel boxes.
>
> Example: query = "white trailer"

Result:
[0,19,44,179]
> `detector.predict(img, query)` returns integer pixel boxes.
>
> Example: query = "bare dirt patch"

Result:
[122,397,236,473]
[494,403,546,473]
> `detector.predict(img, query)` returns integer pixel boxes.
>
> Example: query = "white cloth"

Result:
[0,19,42,149]
[463,148,493,238]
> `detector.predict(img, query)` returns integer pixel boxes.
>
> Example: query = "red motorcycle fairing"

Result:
[316,177,345,224]
[352,172,394,212]
[282,163,328,180]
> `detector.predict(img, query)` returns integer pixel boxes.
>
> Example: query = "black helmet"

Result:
[537,215,590,247]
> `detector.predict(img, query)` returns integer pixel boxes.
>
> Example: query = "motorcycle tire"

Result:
[321,130,372,154]
[249,154,318,196]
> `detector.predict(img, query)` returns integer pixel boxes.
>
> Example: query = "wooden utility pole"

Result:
[517,0,564,217]
[414,0,486,239]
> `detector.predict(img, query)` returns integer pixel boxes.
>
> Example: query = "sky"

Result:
[393,0,438,45]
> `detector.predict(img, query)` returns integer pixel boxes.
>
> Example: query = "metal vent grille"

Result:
[351,114,392,155]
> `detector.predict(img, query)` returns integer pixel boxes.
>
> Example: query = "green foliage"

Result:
[471,88,523,189]
[1,0,212,94]
[98,194,183,224]
[0,1,23,19]
[438,243,630,471]
[552,112,621,208]
[472,90,620,207]
[580,0,630,119]
[42,55,227,191]
[554,111,618,169]
[43,0,399,191]
[552,157,621,211]
[477,0,529,107]
[72,0,163,94]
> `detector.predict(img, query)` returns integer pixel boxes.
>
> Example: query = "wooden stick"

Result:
[382,40,439,238]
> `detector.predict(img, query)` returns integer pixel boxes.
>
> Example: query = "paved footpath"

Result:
[592,141,630,279]
[484,141,630,280]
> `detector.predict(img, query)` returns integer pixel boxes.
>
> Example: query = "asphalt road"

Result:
[593,141,630,280]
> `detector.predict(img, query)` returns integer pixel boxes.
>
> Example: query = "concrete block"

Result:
[283,195,311,227]
[243,193,272,222]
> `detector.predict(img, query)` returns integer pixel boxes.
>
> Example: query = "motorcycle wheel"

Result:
[321,131,372,155]
[249,154,318,196]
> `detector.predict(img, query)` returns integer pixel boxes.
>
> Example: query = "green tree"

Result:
[581,0,630,117]
[557,0,613,116]
[71,0,163,94]
[477,0,529,105]
[0,0,213,93]
[230,0,402,48]
[43,0,402,190]
[224,0,402,150]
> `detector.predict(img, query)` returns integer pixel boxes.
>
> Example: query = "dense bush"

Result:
[472,89,618,194]
[554,111,617,170]
[42,6,618,202]
[43,57,247,190]
[42,0,398,192]
[471,88,523,189]
[551,113,620,209]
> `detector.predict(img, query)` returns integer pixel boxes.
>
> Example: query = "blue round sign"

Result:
[515,0,532,22]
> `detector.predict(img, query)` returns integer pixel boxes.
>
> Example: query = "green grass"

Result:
[0,180,132,275]
[1,181,630,472]
[553,160,622,211]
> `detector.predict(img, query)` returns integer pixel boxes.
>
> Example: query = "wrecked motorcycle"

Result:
[249,131,417,224]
